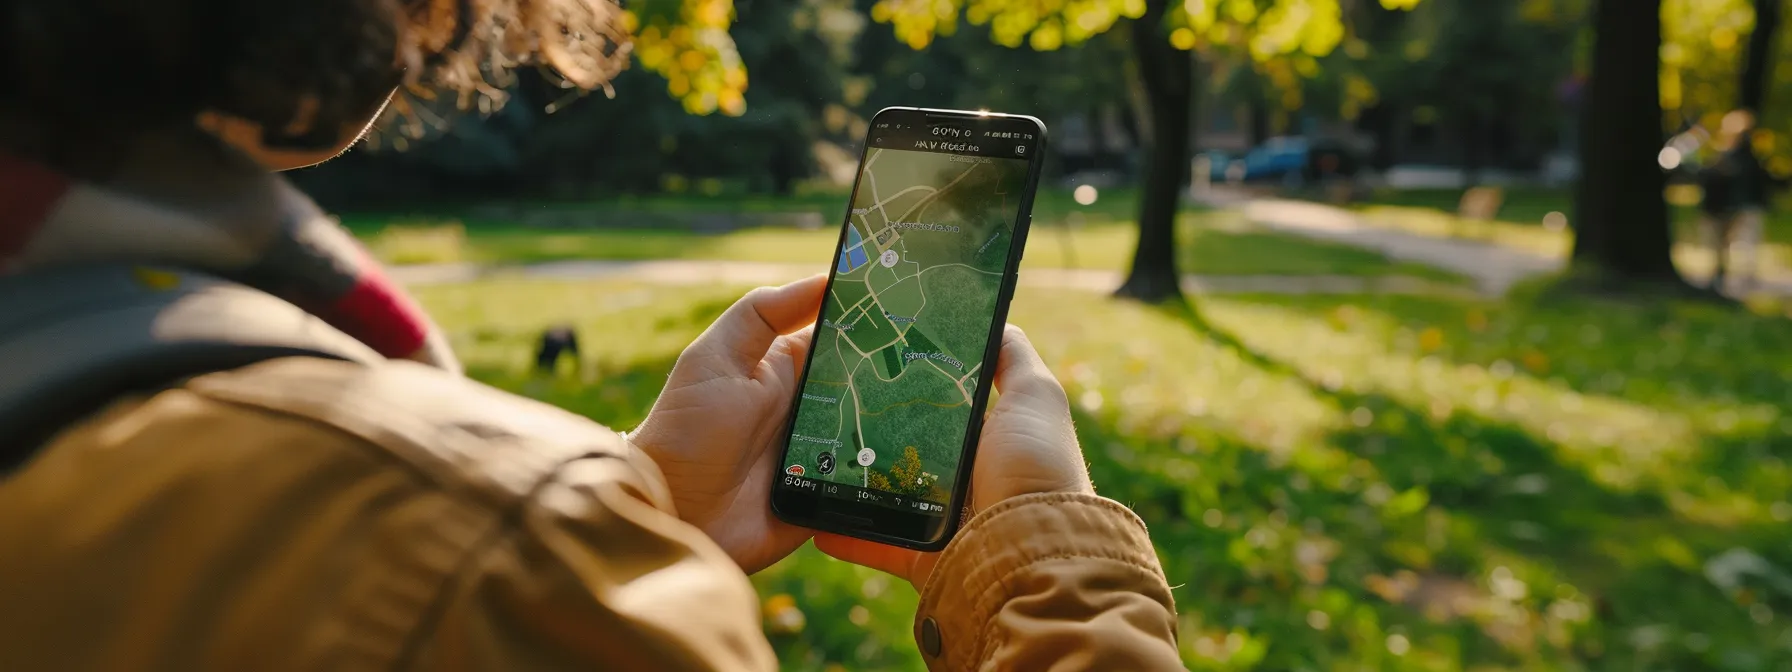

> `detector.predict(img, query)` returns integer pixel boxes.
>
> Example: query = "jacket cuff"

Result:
[912,493,1165,669]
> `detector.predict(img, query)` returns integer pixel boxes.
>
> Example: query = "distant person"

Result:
[0,1,1179,670]
[1698,110,1774,291]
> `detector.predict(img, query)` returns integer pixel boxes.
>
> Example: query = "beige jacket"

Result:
[0,357,1182,671]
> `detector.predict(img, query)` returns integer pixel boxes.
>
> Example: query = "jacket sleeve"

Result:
[403,444,779,672]
[914,493,1183,671]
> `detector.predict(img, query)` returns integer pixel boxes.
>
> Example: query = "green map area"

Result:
[784,148,1028,505]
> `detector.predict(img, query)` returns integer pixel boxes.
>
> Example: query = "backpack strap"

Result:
[0,264,384,472]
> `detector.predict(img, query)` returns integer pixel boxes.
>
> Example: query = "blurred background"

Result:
[303,0,1792,669]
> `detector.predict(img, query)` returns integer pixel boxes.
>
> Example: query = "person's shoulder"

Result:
[181,356,638,505]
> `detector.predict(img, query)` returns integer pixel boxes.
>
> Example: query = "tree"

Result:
[1568,0,1687,285]
[868,446,933,497]
[865,0,1419,302]
[1740,0,1782,114]
[1116,0,1194,300]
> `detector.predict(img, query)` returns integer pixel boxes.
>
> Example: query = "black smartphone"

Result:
[769,107,1047,551]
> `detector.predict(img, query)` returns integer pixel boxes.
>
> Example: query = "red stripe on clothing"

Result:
[0,155,71,258]
[330,274,430,358]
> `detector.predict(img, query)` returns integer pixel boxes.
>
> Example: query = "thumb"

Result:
[683,274,826,378]
[813,533,941,590]
[991,324,1067,405]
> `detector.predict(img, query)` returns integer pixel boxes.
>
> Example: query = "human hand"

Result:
[629,275,825,574]
[813,324,1093,590]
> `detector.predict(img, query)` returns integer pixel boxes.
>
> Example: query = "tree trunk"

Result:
[1568,0,1686,285]
[1459,111,1483,187]
[1115,0,1193,302]
[1741,0,1782,113]
[1247,95,1270,148]
[1088,105,1112,170]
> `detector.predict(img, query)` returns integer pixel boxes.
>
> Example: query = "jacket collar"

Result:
[0,134,460,373]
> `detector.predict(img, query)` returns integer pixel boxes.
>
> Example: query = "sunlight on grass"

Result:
[360,211,1467,284]
[1353,193,1792,286]
[410,276,1792,671]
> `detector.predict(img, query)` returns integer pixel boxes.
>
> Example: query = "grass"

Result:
[350,209,1467,284]
[1347,187,1792,285]
[411,274,1792,671]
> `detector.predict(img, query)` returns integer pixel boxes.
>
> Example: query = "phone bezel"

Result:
[768,106,1048,551]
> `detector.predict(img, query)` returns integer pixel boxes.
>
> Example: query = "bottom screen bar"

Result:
[781,474,949,517]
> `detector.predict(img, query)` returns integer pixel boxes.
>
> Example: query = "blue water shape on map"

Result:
[837,224,869,273]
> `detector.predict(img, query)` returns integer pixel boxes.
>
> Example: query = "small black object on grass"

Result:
[535,325,581,374]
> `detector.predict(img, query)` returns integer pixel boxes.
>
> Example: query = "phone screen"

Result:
[773,109,1043,547]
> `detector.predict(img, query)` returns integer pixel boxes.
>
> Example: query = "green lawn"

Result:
[1348,187,1792,284]
[412,276,1792,671]
[352,209,1466,283]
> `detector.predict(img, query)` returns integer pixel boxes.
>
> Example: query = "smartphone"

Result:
[770,107,1047,551]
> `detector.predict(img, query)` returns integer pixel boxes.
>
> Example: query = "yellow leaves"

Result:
[1660,42,1686,66]
[1418,327,1445,353]
[1171,27,1198,50]
[695,0,732,25]
[1029,19,1065,50]
[1186,0,1217,34]
[1379,0,1421,9]
[1660,67,1683,111]
[678,49,706,73]
[1345,74,1378,107]
[1661,0,1754,125]
[871,0,960,49]
[1711,27,1738,51]
[1293,54,1319,78]
[628,0,748,117]
[1225,0,1258,23]
[1465,308,1488,333]
[1521,349,1550,375]
[718,88,746,116]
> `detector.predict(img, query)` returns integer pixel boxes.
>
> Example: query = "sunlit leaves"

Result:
[1660,0,1752,117]
[1659,0,1792,176]
[873,0,1146,51]
[627,0,749,116]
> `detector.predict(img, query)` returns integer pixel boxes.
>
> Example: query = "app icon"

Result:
[786,464,805,476]
[818,452,836,475]
[856,448,876,467]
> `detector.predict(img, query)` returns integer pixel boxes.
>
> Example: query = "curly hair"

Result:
[1,0,631,151]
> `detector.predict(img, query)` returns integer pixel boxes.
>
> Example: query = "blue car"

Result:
[1207,137,1360,183]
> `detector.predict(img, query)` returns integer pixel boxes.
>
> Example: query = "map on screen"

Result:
[781,147,1029,510]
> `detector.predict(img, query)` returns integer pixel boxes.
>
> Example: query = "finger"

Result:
[764,328,815,392]
[689,274,827,377]
[813,532,936,588]
[991,324,1067,403]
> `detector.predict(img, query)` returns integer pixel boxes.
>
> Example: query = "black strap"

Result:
[0,265,381,474]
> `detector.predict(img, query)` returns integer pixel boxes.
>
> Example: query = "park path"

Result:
[389,258,1472,297]
[1236,198,1561,296]
[1203,189,1792,297]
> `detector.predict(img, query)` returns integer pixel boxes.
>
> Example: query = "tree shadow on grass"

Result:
[1260,292,1792,412]
[1142,299,1786,669]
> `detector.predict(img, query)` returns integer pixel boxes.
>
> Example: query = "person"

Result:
[1698,110,1773,291]
[0,1,1182,670]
